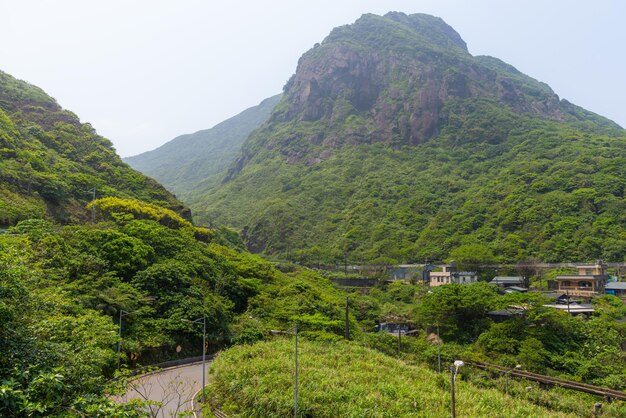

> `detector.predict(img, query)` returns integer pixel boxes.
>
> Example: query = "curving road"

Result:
[120,361,209,417]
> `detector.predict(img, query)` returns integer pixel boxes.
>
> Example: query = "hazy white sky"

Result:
[1,1,624,157]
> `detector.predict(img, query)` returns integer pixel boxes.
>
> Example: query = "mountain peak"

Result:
[383,12,468,51]
[262,12,621,159]
[161,13,626,264]
[323,12,468,55]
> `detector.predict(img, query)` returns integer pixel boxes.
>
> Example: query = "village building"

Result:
[605,282,626,303]
[489,276,525,288]
[429,265,478,287]
[554,261,608,298]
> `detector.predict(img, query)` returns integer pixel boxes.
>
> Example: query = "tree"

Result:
[417,282,498,342]
[450,244,495,270]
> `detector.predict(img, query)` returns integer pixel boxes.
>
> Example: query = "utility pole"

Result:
[345,297,350,340]
[182,315,207,403]
[202,315,206,404]
[437,324,442,373]
[117,309,135,370]
[397,329,401,356]
[294,324,299,418]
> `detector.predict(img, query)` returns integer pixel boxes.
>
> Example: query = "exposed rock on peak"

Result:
[258,11,609,163]
[383,12,468,52]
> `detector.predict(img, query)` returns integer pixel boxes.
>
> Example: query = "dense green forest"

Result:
[0,197,281,416]
[1,13,625,417]
[187,13,626,265]
[0,70,186,226]
[3,207,624,415]
[196,109,626,265]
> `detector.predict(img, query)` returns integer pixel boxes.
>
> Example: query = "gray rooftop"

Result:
[555,275,600,280]
[504,286,528,292]
[606,282,626,290]
[544,304,595,313]
[490,277,523,283]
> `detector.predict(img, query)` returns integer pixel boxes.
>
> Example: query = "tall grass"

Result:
[205,338,623,417]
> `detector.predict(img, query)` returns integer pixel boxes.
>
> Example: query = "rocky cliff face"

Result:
[230,12,614,171]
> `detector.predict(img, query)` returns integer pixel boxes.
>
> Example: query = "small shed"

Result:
[605,282,626,302]
[377,322,409,335]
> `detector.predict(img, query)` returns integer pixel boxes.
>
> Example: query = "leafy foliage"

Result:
[0,70,187,226]
[0,209,286,416]
[183,14,626,265]
[90,197,193,230]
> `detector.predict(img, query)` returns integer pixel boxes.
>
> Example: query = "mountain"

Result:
[0,70,187,225]
[124,94,281,197]
[188,12,626,265]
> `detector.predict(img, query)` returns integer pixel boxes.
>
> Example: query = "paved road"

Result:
[121,361,209,417]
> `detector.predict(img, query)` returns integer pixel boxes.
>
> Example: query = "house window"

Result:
[561,281,571,287]
[579,281,592,288]
[585,269,593,275]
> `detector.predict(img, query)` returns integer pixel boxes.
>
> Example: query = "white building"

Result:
[429,265,478,287]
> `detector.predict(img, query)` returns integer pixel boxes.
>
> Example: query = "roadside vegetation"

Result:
[2,203,624,415]
[0,197,277,416]
[205,338,625,417]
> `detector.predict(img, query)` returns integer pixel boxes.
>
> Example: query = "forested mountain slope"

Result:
[0,70,187,225]
[124,94,281,197]
[191,12,626,264]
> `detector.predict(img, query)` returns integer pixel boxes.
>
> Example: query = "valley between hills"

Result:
[1,11,625,418]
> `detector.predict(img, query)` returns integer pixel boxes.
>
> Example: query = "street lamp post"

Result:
[183,315,207,404]
[117,309,136,370]
[450,360,464,418]
[506,364,522,395]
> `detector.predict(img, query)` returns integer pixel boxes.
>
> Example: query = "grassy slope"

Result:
[207,338,596,418]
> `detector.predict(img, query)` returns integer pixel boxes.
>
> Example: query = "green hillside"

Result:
[1,13,624,418]
[206,339,625,417]
[0,200,282,416]
[124,94,281,197]
[0,70,187,226]
[189,13,626,264]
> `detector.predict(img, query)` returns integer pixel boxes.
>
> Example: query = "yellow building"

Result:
[555,261,607,298]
